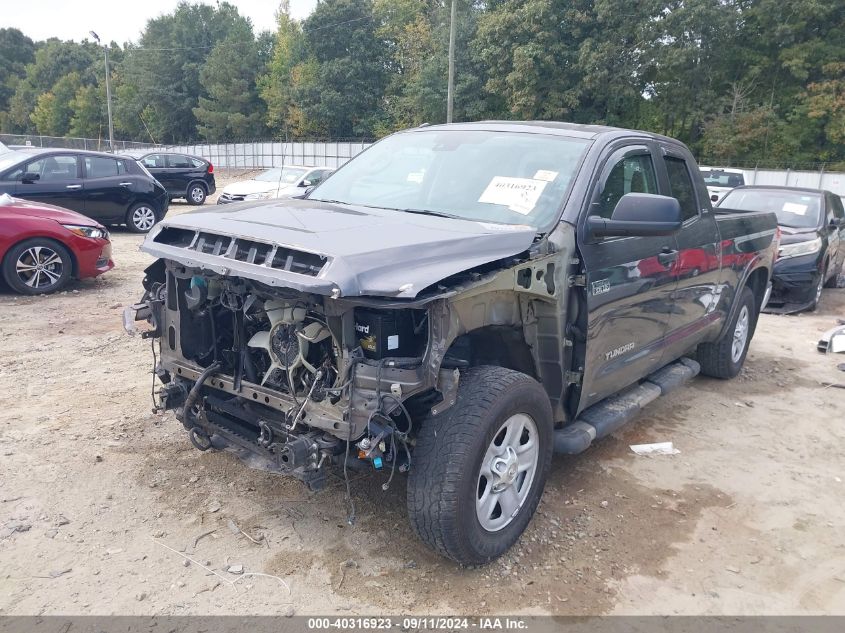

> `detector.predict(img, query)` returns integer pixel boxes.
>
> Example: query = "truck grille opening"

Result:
[152,229,326,276]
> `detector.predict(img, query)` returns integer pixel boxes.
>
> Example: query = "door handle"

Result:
[657,247,678,266]
[119,182,132,187]
[65,184,82,190]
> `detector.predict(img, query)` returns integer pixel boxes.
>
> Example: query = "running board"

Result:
[553,358,700,455]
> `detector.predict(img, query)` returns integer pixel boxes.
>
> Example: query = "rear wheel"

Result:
[407,366,553,565]
[187,183,207,205]
[697,286,756,378]
[2,238,73,295]
[126,203,158,233]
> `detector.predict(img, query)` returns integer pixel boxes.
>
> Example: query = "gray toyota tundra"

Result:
[126,122,778,565]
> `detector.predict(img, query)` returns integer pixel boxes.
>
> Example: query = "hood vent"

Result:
[153,228,326,277]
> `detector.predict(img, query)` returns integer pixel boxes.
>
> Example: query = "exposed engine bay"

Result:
[132,258,441,491]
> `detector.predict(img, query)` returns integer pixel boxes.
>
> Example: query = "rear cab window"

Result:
[664,156,700,221]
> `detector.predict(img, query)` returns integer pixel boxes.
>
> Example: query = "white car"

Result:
[217,165,333,204]
[701,167,745,204]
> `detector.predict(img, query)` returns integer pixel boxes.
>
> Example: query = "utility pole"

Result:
[90,31,115,152]
[446,0,457,123]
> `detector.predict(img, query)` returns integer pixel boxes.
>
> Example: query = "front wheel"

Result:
[187,183,207,205]
[697,285,757,378]
[2,238,73,295]
[126,203,158,233]
[407,366,553,565]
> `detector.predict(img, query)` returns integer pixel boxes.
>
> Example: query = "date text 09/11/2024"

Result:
[306,617,528,630]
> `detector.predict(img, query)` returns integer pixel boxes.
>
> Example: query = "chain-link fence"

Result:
[0,133,160,153]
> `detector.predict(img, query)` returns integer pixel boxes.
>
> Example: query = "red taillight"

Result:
[207,163,214,174]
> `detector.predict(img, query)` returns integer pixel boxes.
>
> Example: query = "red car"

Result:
[0,194,113,295]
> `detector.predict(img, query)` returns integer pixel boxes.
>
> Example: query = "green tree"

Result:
[0,28,36,117]
[29,72,82,135]
[292,0,388,137]
[193,23,267,140]
[119,1,255,143]
[69,83,107,138]
[259,1,307,134]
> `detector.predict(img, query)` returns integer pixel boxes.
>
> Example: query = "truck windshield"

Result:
[309,130,590,229]
[720,189,821,229]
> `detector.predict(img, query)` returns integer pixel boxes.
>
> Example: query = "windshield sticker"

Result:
[782,202,808,214]
[533,169,558,182]
[406,171,424,183]
[478,176,547,215]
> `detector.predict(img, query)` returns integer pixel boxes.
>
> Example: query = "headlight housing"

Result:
[62,224,108,239]
[244,191,274,200]
[778,237,822,260]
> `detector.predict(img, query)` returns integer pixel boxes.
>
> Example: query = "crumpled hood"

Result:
[222,179,299,197]
[141,198,536,299]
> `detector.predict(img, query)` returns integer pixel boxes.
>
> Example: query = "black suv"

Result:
[0,148,169,233]
[135,152,216,205]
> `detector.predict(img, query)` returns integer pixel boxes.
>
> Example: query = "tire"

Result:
[823,261,841,289]
[126,202,158,233]
[697,286,756,379]
[407,366,554,565]
[810,270,826,310]
[2,238,73,295]
[187,183,207,206]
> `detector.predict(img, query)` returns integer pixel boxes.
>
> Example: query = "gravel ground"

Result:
[1,184,844,615]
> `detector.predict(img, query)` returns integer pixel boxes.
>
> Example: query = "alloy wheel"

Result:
[190,186,205,203]
[15,245,64,290]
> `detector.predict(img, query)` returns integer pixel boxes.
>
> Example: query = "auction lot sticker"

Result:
[478,176,547,215]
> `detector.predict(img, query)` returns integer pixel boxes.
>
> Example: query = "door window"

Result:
[166,154,193,168]
[24,155,79,181]
[84,156,123,179]
[190,157,207,168]
[665,157,699,221]
[141,154,165,168]
[596,153,658,218]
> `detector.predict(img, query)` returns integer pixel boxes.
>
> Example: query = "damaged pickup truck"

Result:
[126,122,778,565]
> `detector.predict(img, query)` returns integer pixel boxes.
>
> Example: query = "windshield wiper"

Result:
[390,207,458,219]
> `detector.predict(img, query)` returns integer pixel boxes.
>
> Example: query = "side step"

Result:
[553,358,700,455]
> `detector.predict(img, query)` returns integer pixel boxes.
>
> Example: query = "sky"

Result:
[3,0,319,44]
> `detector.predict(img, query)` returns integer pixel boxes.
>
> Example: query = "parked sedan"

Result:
[217,165,332,204]
[134,152,216,205]
[0,148,168,233]
[718,186,845,312]
[0,193,113,294]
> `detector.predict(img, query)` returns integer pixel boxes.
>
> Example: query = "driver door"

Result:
[13,154,86,212]
[576,144,680,411]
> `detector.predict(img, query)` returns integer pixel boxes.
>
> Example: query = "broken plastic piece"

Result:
[629,441,680,455]
[818,325,845,354]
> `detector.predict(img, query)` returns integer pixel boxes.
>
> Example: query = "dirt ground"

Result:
[1,183,844,615]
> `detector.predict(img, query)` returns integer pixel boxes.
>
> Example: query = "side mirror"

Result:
[21,172,40,183]
[587,193,683,239]
[299,179,312,188]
